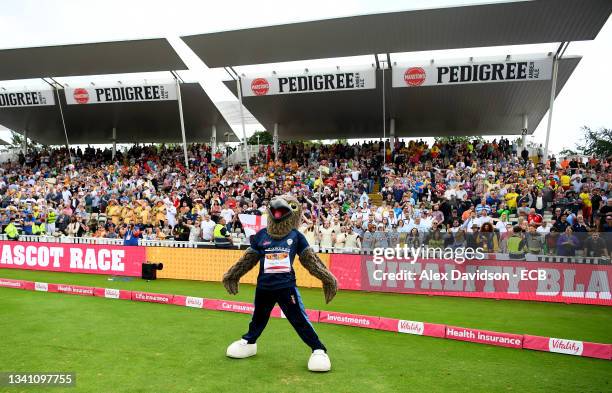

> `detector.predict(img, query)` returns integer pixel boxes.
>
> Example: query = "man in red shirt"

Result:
[527,208,543,226]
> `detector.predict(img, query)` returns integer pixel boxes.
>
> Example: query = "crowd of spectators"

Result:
[1,138,610,258]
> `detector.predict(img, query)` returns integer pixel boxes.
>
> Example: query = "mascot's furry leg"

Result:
[222,195,337,372]
[223,249,260,359]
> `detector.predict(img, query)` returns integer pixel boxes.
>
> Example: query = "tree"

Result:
[10,130,23,148]
[559,148,578,157]
[247,131,273,145]
[434,136,484,144]
[574,126,612,158]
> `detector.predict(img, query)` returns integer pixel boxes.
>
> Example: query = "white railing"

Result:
[0,234,606,264]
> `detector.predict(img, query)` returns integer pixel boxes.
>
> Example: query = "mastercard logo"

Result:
[404,67,426,86]
[251,78,270,96]
[73,88,89,104]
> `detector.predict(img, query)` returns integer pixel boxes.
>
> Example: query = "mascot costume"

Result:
[222,195,338,372]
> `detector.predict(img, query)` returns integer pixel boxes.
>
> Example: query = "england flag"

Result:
[239,214,267,238]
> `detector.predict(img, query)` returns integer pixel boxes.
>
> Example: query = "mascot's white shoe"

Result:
[308,349,331,372]
[226,339,257,359]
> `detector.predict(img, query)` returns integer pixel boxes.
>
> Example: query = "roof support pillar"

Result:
[273,123,279,160]
[236,78,250,173]
[175,79,189,170]
[543,55,559,164]
[521,114,528,150]
[389,118,396,152]
[112,127,117,160]
[381,60,387,163]
[54,87,73,163]
[22,129,27,154]
[211,125,217,154]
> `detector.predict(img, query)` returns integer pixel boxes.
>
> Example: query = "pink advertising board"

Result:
[318,311,380,329]
[0,278,35,290]
[446,326,523,348]
[216,300,255,314]
[523,335,612,360]
[172,295,205,308]
[329,254,362,290]
[93,287,132,300]
[55,284,95,296]
[131,291,174,304]
[378,317,446,338]
[0,240,146,276]
[329,254,612,306]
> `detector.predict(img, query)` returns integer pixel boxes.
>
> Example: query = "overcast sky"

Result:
[0,0,610,153]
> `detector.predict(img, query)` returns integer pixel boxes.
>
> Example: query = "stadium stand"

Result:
[1,139,609,259]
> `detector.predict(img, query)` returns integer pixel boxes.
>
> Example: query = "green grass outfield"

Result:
[0,268,611,393]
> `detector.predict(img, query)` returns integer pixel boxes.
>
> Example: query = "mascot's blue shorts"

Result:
[242,286,326,352]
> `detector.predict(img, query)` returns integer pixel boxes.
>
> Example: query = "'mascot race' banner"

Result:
[0,89,55,108]
[393,57,553,87]
[0,241,145,276]
[65,83,177,105]
[241,68,376,97]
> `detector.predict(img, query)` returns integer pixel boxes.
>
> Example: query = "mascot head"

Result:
[266,194,301,239]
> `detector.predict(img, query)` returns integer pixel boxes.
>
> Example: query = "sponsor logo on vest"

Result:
[404,67,426,86]
[105,288,120,299]
[186,296,204,308]
[398,320,424,335]
[35,282,48,292]
[73,88,89,104]
[549,338,583,356]
[251,78,269,96]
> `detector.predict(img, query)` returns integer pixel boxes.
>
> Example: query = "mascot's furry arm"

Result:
[298,248,337,304]
[222,248,259,295]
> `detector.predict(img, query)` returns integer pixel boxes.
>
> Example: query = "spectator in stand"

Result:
[525,225,543,254]
[123,224,141,246]
[556,226,580,256]
[200,214,216,242]
[583,232,609,258]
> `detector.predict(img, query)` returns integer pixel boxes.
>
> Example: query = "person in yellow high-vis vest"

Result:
[4,222,19,240]
[214,217,233,248]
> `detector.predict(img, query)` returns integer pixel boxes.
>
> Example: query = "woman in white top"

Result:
[318,221,335,250]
